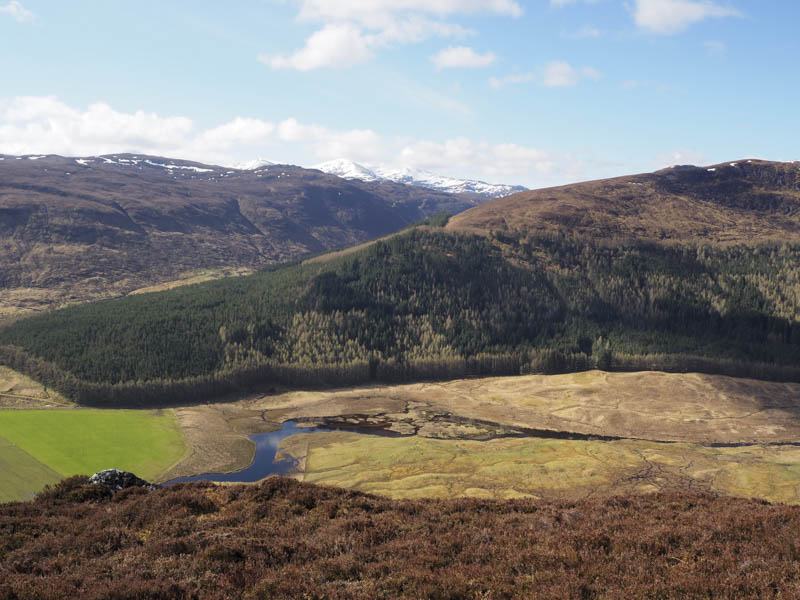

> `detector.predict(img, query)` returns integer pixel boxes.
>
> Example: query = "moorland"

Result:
[2,477,800,599]
[3,158,800,597]
[0,153,478,323]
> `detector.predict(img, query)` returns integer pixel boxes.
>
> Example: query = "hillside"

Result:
[3,159,800,406]
[448,159,800,244]
[2,476,800,599]
[3,222,800,406]
[0,153,479,321]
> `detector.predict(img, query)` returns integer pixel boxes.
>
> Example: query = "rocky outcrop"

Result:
[89,469,158,493]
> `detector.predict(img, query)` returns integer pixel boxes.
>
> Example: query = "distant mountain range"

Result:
[0,153,483,320]
[311,158,528,199]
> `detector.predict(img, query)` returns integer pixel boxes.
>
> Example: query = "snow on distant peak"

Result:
[232,158,275,170]
[313,158,526,199]
[312,159,381,182]
[143,159,213,173]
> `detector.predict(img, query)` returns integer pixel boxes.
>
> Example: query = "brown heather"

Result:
[448,159,800,245]
[2,476,800,599]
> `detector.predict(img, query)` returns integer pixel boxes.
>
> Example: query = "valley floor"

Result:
[3,366,800,504]
[160,370,800,505]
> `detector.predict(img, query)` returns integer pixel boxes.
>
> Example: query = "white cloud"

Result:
[386,136,613,187]
[431,46,496,69]
[0,95,605,187]
[541,61,601,87]
[194,118,275,149]
[262,0,521,70]
[0,96,383,166]
[489,72,534,89]
[542,61,577,87]
[372,16,471,44]
[633,0,741,35]
[0,96,193,157]
[261,23,375,70]
[0,1,34,22]
[397,137,566,182]
[275,117,382,161]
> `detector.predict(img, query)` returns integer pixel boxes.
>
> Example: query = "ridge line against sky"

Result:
[0,0,796,187]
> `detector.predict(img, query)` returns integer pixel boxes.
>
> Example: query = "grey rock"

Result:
[88,469,158,493]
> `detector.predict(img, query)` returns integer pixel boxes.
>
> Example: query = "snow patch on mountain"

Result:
[313,159,526,199]
[312,158,381,182]
[143,159,213,173]
[232,158,275,170]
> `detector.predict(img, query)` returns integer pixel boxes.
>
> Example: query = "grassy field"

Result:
[132,370,800,505]
[0,409,188,493]
[280,431,800,504]
[0,435,63,502]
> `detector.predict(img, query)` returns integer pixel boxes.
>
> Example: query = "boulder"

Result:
[88,469,158,493]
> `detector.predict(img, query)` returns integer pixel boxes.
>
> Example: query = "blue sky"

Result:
[0,0,797,187]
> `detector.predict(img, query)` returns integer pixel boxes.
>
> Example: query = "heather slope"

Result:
[2,477,800,599]
[447,159,800,244]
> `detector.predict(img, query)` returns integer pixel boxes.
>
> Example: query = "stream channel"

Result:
[164,419,397,485]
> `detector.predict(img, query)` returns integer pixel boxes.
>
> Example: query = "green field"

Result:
[0,409,188,502]
[0,435,63,503]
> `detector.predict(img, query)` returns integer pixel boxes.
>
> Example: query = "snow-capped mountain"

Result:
[232,158,275,170]
[311,158,382,182]
[313,159,527,199]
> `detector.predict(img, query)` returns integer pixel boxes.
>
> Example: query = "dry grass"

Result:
[152,371,800,505]
[158,404,279,482]
[302,226,439,265]
[251,370,800,445]
[281,432,800,504]
[127,267,253,295]
[0,366,70,408]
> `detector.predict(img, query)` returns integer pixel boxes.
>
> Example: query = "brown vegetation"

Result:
[251,370,800,445]
[448,159,800,245]
[2,476,800,599]
[0,154,475,316]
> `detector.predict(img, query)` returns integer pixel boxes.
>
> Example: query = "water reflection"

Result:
[164,420,334,485]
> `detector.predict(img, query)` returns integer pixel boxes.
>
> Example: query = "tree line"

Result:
[2,229,800,406]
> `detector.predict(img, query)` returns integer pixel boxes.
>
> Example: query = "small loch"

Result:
[164,419,393,485]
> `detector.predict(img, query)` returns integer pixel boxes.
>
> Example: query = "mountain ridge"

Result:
[313,157,527,199]
[447,158,800,244]
[0,152,481,321]
[4,157,800,407]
